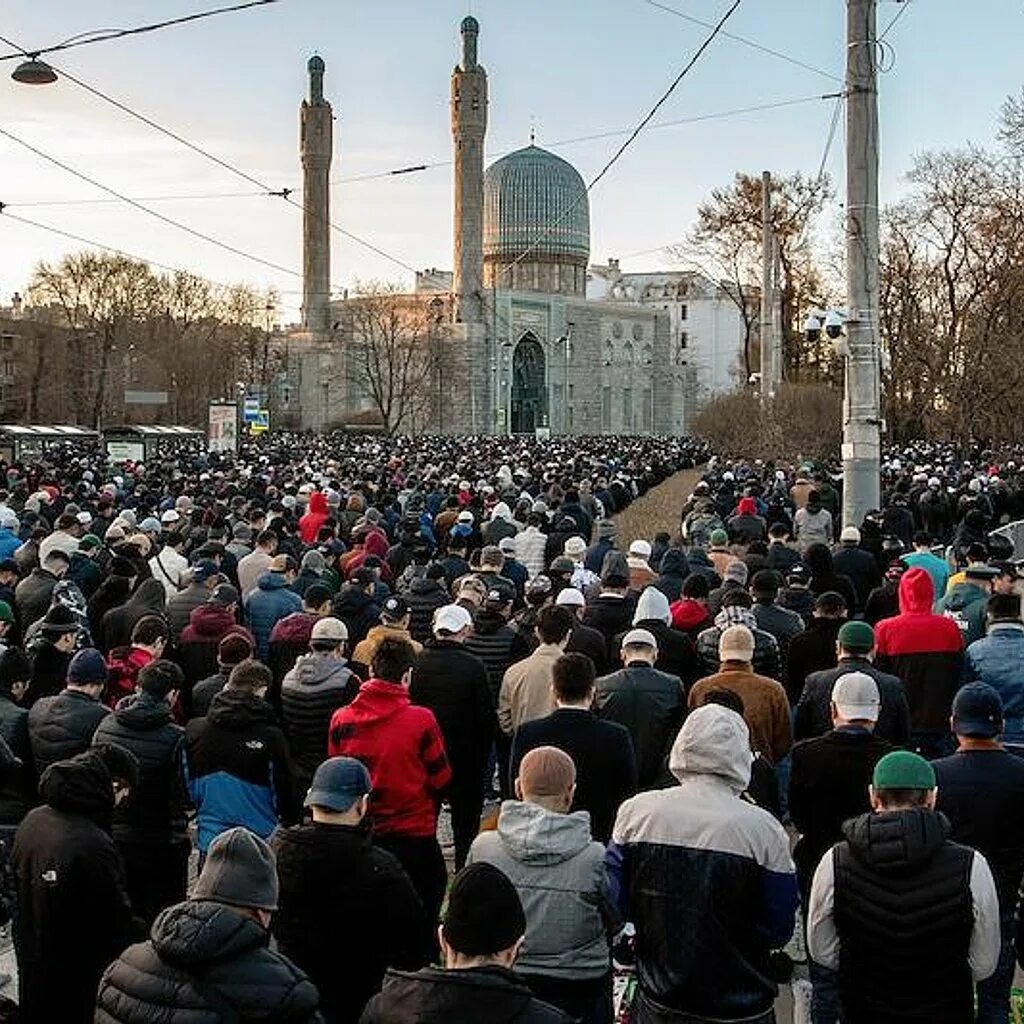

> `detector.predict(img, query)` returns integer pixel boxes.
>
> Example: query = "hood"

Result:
[127,577,167,614]
[271,610,317,643]
[336,586,375,614]
[306,491,328,516]
[188,602,238,637]
[256,571,289,591]
[495,800,593,865]
[659,548,689,576]
[364,532,390,559]
[805,543,834,576]
[899,566,936,613]
[634,586,671,626]
[345,679,408,725]
[207,687,277,729]
[38,748,115,821]
[671,598,709,629]
[491,501,513,522]
[843,807,950,873]
[369,966,537,1024]
[942,581,986,612]
[113,690,173,730]
[687,548,713,569]
[737,497,758,516]
[288,650,350,687]
[714,605,758,632]
[151,900,266,968]
[668,703,752,792]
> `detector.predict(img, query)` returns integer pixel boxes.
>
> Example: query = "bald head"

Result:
[515,746,576,813]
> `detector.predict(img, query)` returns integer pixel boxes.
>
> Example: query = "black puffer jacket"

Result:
[271,823,428,1023]
[402,575,450,644]
[96,898,323,1023]
[100,578,167,653]
[361,965,570,1024]
[93,691,187,843]
[28,687,109,780]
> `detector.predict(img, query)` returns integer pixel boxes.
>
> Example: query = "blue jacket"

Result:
[247,572,303,660]
[964,622,1024,743]
[0,528,19,561]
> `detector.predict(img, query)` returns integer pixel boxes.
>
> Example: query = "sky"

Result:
[0,0,1021,323]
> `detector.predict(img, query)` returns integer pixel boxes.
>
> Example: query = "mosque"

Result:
[283,17,745,434]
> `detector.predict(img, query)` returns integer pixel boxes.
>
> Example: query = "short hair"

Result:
[227,659,272,695]
[256,529,278,548]
[138,659,184,699]
[875,787,931,809]
[988,593,1021,621]
[966,542,989,563]
[371,636,418,683]
[913,531,932,547]
[721,589,753,610]
[55,513,77,531]
[751,570,782,597]
[682,573,709,599]
[701,687,746,716]
[536,605,575,645]
[768,522,789,538]
[552,653,595,703]
[815,590,847,616]
[304,583,332,610]
[43,549,69,569]
[131,615,168,647]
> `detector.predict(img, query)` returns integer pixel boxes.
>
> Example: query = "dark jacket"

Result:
[935,582,989,648]
[14,567,60,631]
[92,691,187,844]
[0,692,33,823]
[100,579,167,653]
[511,707,637,844]
[96,898,322,1024]
[410,640,495,786]
[582,594,637,658]
[463,610,532,703]
[696,618,781,681]
[594,663,684,788]
[403,575,450,644]
[783,617,844,704]
[332,585,381,646]
[624,619,700,687]
[864,580,900,626]
[28,687,109,780]
[804,544,858,614]
[184,688,298,851]
[832,544,881,613]
[654,549,689,603]
[874,568,964,736]
[794,656,910,745]
[752,600,805,678]
[565,620,609,675]
[23,636,71,708]
[788,727,893,901]
[272,823,428,1023]
[166,581,212,641]
[14,750,137,1024]
[249,572,304,661]
[178,602,254,687]
[190,669,229,720]
[360,965,571,1024]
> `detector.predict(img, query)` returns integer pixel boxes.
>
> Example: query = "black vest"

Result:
[833,809,974,1024]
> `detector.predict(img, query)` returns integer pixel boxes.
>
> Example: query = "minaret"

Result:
[451,16,488,323]
[300,55,333,336]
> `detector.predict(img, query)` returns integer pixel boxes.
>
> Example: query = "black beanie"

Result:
[442,863,526,956]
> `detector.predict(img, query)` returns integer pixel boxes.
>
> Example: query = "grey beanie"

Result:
[301,549,326,574]
[191,827,278,912]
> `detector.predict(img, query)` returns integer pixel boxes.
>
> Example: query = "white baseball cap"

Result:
[840,526,861,544]
[311,617,349,643]
[564,536,587,557]
[555,587,585,608]
[628,539,652,558]
[160,509,181,524]
[433,603,473,636]
[831,672,880,722]
[622,627,657,649]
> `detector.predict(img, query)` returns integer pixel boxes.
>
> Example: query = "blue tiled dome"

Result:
[483,145,590,263]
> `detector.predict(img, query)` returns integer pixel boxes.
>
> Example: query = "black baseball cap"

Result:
[952,682,1003,738]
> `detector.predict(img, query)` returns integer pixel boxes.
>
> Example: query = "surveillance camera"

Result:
[803,314,822,343]
[824,311,844,340]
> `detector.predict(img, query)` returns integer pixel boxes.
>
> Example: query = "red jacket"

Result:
[105,645,154,708]
[874,567,963,735]
[298,491,329,545]
[328,679,451,838]
[179,602,255,650]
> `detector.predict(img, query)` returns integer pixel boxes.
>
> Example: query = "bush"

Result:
[692,383,841,462]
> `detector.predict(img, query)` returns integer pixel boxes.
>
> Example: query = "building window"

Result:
[680,304,688,321]
[680,331,688,348]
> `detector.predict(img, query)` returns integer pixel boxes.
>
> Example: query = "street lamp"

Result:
[11,30,124,85]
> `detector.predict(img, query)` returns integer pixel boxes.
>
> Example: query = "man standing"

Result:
[750,569,805,677]
[783,591,847,705]
[903,531,950,599]
[832,526,880,614]
[937,563,999,647]
[807,750,1000,1023]
[511,653,637,843]
[411,604,495,869]
[96,827,321,1022]
[933,683,1024,1024]
[351,594,423,677]
[608,704,797,1024]
[595,629,684,790]
[329,637,452,934]
[248,556,303,661]
[794,620,910,745]
[271,757,428,1022]
[237,527,278,598]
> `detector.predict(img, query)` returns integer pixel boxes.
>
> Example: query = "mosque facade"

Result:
[284,18,744,435]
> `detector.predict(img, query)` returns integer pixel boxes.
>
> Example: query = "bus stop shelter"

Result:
[102,425,205,463]
[0,424,99,463]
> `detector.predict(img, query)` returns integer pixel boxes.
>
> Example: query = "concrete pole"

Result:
[760,170,772,402]
[771,235,783,395]
[842,0,882,529]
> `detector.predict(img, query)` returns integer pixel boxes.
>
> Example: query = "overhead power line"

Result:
[0,1,280,62]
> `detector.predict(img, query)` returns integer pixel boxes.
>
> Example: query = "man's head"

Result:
[515,745,576,813]
[218,632,253,671]
[813,590,848,620]
[837,619,875,661]
[951,681,1003,746]
[768,523,790,543]
[681,573,709,601]
[479,545,504,572]
[830,671,880,729]
[440,863,526,971]
[724,561,749,588]
[992,564,1020,596]
[66,647,108,697]
[870,750,937,812]
[535,605,574,648]
[191,826,279,929]
[986,591,1021,626]
[432,602,473,642]
[268,554,297,584]
[138,659,184,705]
[621,627,658,667]
[256,529,278,554]
[839,526,861,546]
[628,539,652,565]
[554,586,585,620]
[208,583,240,617]
[303,582,333,616]
[370,636,417,686]
[131,614,168,656]
[380,595,411,629]
[718,624,755,666]
[564,536,587,561]
[310,616,348,657]
[964,563,999,594]
[0,648,30,703]
[42,549,69,579]
[551,652,595,708]
[304,756,371,825]
[226,659,272,700]
[750,569,782,603]
[913,531,932,551]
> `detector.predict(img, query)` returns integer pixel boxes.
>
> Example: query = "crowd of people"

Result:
[0,432,1023,1023]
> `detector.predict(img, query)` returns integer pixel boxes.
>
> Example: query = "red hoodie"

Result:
[298,491,329,544]
[328,679,451,838]
[670,598,713,636]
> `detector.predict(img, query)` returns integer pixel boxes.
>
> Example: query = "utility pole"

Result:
[759,170,773,402]
[842,0,881,529]
[771,236,783,394]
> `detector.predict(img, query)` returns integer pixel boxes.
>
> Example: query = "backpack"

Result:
[684,509,724,548]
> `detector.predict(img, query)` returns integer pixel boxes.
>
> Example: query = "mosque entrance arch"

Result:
[511,334,547,434]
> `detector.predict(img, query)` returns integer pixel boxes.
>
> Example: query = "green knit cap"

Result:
[838,620,875,654]
[710,529,729,546]
[872,750,935,791]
